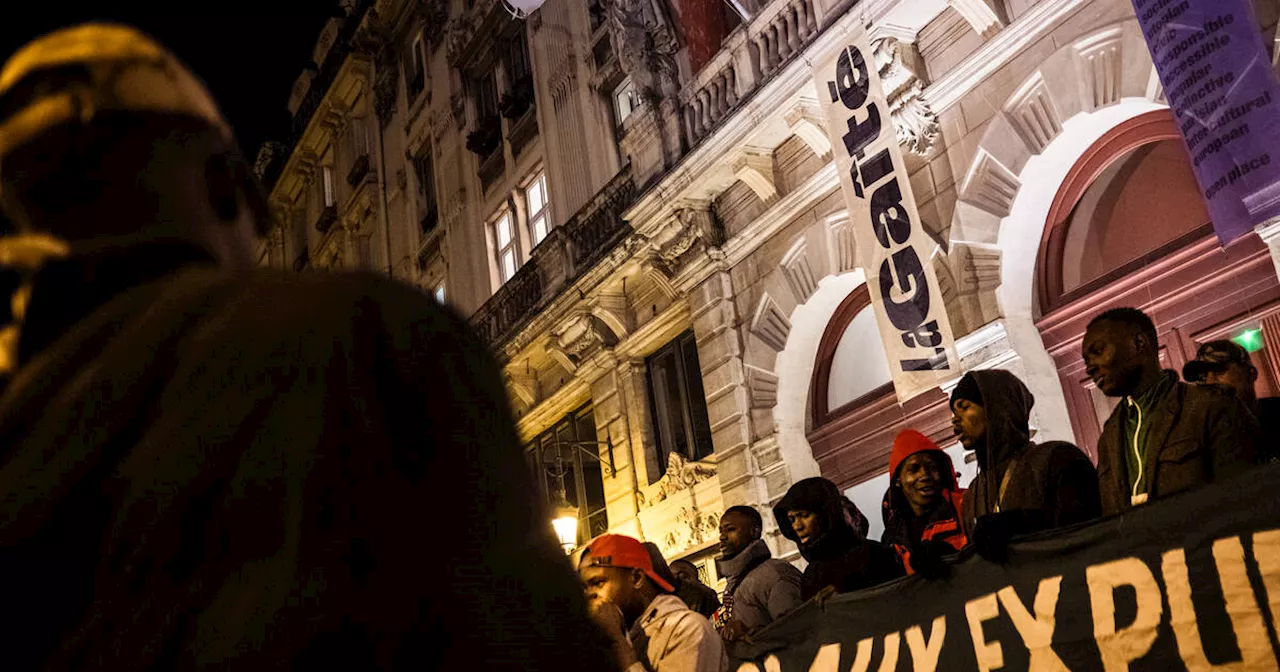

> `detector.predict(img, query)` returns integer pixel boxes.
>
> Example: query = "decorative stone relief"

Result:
[637,452,717,508]
[444,14,477,67]
[1003,73,1062,155]
[873,38,939,157]
[449,91,467,130]
[750,293,791,352]
[605,0,680,101]
[780,239,819,303]
[963,151,1021,217]
[655,207,724,268]
[947,0,1006,39]
[660,508,721,558]
[548,311,614,372]
[1074,28,1124,111]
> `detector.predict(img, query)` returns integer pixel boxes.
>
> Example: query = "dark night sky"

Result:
[0,3,340,156]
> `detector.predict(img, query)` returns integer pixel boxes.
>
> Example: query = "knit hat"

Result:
[888,429,958,490]
[950,372,983,409]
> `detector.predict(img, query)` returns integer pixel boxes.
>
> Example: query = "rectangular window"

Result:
[434,284,445,303]
[526,405,609,548]
[613,78,638,127]
[494,210,518,282]
[525,171,551,246]
[322,165,335,207]
[406,33,426,100]
[507,31,531,84]
[475,72,499,120]
[415,152,438,233]
[646,331,714,481]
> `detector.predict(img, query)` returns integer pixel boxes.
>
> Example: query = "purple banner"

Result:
[1134,0,1280,244]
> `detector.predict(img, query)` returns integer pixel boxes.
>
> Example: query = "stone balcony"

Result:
[471,167,637,355]
[681,0,825,148]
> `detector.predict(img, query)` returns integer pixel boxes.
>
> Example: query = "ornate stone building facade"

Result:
[260,0,1280,583]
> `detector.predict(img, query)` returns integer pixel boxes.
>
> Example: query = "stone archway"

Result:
[946,17,1166,443]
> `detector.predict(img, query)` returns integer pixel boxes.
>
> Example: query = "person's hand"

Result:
[721,618,754,643]
[972,510,1046,564]
[910,539,954,580]
[587,599,628,643]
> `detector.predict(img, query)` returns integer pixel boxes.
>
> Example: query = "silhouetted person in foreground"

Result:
[1183,339,1280,463]
[0,24,613,669]
[951,369,1099,562]
[669,559,722,619]
[1085,308,1257,516]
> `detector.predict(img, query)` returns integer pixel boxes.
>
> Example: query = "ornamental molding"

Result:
[659,507,721,559]
[637,452,717,509]
[874,37,939,157]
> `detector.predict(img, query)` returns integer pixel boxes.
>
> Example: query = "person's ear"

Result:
[205,153,239,223]
[631,568,646,589]
[1248,364,1259,384]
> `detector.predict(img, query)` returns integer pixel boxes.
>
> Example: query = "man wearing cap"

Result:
[581,534,725,672]
[0,24,613,669]
[1184,339,1280,463]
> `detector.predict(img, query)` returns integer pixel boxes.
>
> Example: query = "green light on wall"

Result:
[1232,329,1265,353]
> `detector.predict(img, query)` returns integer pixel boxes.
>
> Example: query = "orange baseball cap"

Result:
[582,534,675,593]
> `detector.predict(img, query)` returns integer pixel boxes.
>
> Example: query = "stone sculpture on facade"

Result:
[605,0,681,102]
[637,452,717,508]
[873,37,940,156]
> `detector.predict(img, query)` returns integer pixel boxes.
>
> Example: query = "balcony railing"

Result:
[471,167,637,353]
[682,0,822,146]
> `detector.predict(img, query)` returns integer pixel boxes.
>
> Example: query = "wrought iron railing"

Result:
[471,167,637,353]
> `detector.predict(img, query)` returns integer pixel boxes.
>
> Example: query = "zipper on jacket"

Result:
[1129,397,1144,502]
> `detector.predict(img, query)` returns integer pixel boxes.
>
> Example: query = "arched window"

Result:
[1037,111,1211,313]
[810,286,893,425]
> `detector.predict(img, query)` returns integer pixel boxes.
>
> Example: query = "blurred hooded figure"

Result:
[880,430,967,576]
[951,370,1101,560]
[773,478,902,600]
[0,23,613,670]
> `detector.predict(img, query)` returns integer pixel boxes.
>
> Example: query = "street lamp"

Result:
[550,479,581,554]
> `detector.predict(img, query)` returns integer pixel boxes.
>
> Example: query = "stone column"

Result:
[688,271,774,509]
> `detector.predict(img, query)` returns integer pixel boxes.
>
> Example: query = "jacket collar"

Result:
[629,594,688,641]
[715,538,771,579]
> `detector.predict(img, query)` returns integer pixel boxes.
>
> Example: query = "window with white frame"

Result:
[494,210,518,283]
[612,77,638,127]
[322,165,335,207]
[405,33,427,101]
[526,171,551,246]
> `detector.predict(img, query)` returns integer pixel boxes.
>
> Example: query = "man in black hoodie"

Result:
[773,478,902,599]
[950,370,1100,559]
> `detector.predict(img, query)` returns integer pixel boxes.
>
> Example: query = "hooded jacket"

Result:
[773,478,903,600]
[958,370,1101,533]
[881,430,967,573]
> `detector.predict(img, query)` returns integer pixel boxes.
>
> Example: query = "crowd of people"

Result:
[581,308,1272,671]
[0,20,1274,672]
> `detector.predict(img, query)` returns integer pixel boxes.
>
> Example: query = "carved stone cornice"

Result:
[548,310,615,373]
[874,37,940,156]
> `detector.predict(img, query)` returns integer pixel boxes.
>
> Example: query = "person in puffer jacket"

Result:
[881,430,968,576]
[773,478,903,600]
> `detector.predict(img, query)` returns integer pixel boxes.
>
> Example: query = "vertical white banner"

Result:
[811,29,958,403]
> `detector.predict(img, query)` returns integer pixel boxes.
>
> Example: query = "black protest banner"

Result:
[730,462,1280,671]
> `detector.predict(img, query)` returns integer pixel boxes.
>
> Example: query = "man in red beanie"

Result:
[580,534,725,672]
[881,430,967,576]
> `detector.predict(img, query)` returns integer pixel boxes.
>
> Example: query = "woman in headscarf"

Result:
[880,430,968,576]
[773,478,903,600]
